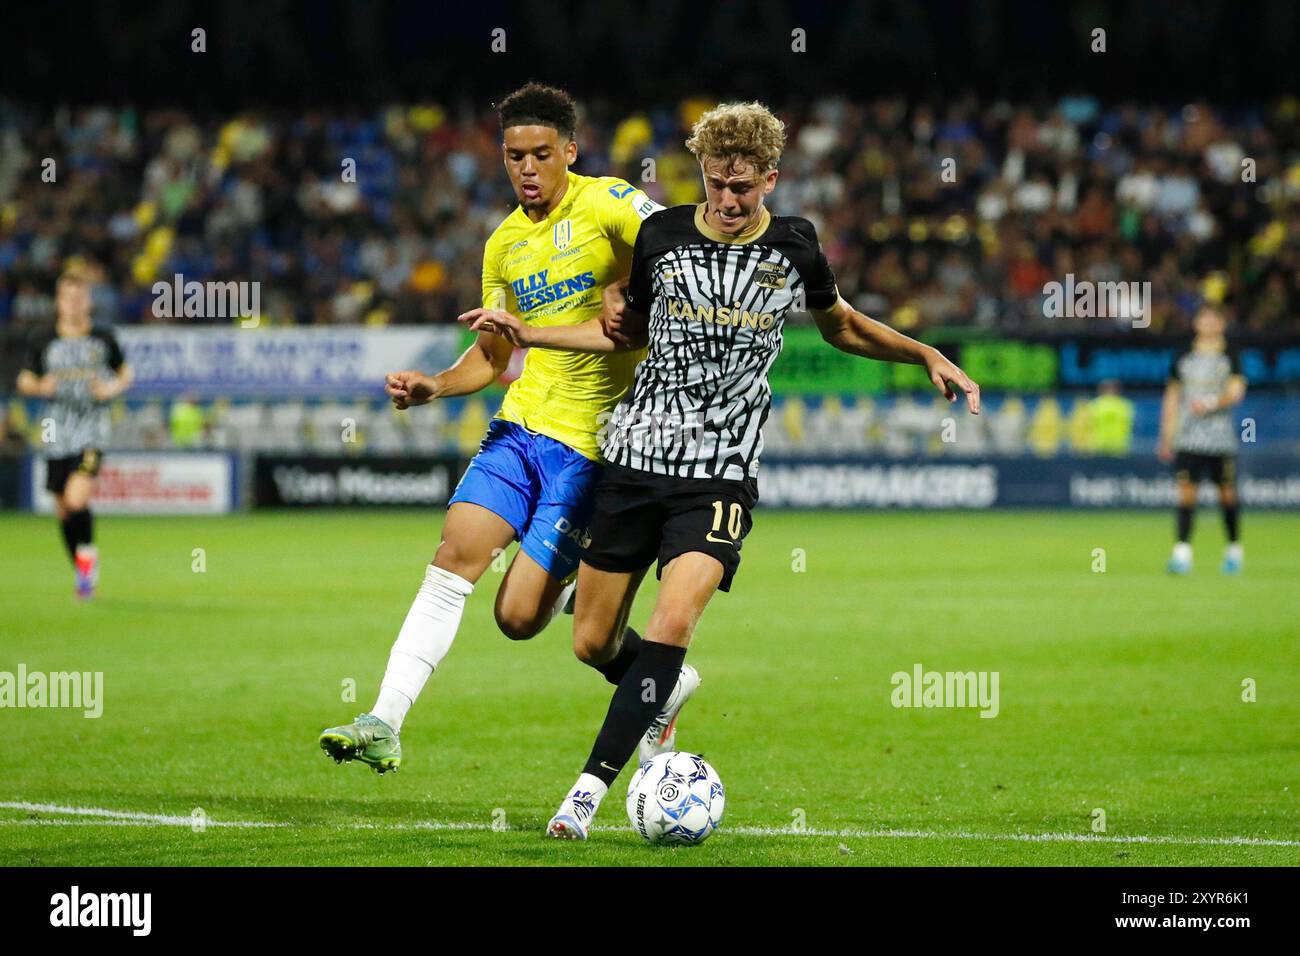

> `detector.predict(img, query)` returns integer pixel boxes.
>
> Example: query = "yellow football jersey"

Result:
[482,172,660,461]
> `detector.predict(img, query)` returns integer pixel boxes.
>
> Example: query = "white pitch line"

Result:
[3,819,221,828]
[0,801,282,829]
[334,821,498,832]
[2,801,1297,847]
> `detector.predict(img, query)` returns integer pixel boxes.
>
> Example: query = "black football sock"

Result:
[1176,506,1194,543]
[66,508,93,551]
[1223,504,1240,543]
[591,626,643,686]
[582,640,686,787]
[59,516,79,563]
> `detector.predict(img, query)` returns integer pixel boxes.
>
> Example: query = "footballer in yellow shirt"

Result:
[318,83,662,774]
[483,169,655,461]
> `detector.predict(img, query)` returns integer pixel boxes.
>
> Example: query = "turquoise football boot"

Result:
[319,713,402,774]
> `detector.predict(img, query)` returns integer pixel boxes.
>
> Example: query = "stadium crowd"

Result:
[0,93,1297,337]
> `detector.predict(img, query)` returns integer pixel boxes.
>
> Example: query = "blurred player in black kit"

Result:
[17,267,132,598]
[1158,305,1247,575]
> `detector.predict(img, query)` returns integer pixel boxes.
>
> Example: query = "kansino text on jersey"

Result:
[665,297,776,329]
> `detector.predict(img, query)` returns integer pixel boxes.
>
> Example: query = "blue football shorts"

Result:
[448,419,601,580]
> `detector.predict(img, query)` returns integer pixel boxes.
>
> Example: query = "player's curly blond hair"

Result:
[685,101,786,174]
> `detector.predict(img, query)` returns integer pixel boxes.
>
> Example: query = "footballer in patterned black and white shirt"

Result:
[17,268,133,599]
[468,101,980,840]
[1157,305,1248,575]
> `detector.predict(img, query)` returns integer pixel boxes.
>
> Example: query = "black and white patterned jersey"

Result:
[601,203,838,480]
[23,325,125,457]
[1170,345,1242,456]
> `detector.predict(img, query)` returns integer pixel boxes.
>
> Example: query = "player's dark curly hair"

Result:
[497,82,578,139]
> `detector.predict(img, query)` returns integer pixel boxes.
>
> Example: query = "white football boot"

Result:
[637,665,701,766]
[1167,541,1193,576]
[546,777,606,841]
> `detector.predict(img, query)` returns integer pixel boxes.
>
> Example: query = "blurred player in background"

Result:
[468,101,980,839]
[1158,305,1247,575]
[16,267,132,599]
[1086,380,1135,456]
[318,83,675,774]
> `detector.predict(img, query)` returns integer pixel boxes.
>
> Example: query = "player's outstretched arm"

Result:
[812,295,980,414]
[458,307,646,354]
[386,330,513,409]
[599,277,635,346]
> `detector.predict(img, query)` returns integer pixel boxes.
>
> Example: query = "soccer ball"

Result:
[626,751,725,845]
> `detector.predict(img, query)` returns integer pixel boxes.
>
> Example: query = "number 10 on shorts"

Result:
[709,499,743,542]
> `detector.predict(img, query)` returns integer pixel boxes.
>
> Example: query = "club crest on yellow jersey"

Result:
[553,219,572,251]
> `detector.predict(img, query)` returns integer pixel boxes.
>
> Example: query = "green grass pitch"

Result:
[1,508,1297,866]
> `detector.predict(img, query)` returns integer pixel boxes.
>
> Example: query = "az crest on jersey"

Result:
[553,219,572,251]
[755,262,788,289]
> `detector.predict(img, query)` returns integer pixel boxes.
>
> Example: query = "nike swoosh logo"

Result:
[599,761,619,772]
[705,533,735,546]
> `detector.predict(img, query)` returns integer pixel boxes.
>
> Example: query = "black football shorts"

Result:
[581,462,758,592]
[45,448,103,494]
[1174,451,1235,487]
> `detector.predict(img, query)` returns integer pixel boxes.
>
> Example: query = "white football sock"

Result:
[550,578,577,623]
[1226,543,1243,561]
[372,564,474,732]
[571,773,609,808]
[1173,542,1192,563]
